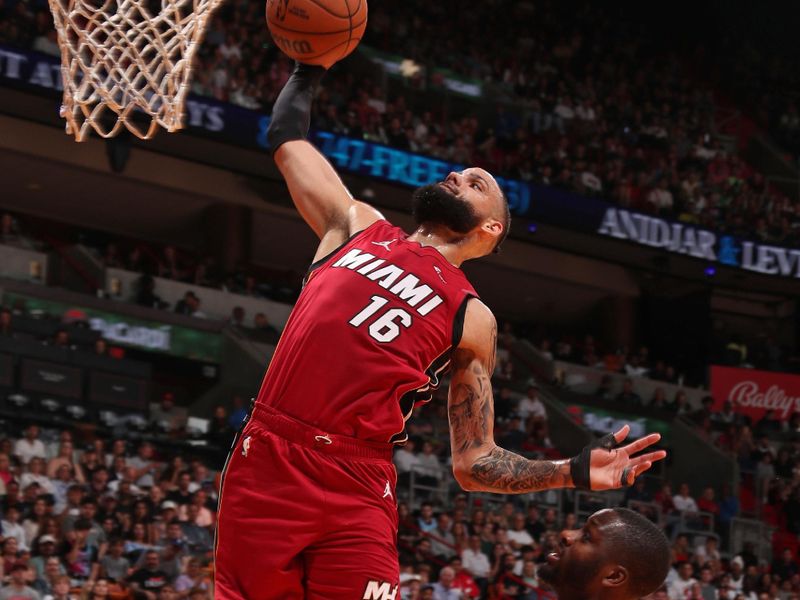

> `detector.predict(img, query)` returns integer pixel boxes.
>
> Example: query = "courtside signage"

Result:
[710,365,800,422]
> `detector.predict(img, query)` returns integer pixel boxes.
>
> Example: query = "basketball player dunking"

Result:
[214,63,667,600]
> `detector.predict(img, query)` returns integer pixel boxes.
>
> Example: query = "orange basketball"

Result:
[266,0,368,70]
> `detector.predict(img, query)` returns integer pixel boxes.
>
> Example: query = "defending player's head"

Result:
[411,168,511,256]
[537,507,670,600]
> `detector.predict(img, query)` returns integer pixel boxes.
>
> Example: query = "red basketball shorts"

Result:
[214,405,400,600]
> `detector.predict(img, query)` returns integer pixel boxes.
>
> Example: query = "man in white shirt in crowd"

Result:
[506,513,534,551]
[415,441,443,489]
[461,535,490,585]
[394,439,422,488]
[517,384,547,425]
[668,562,697,600]
[1,506,28,551]
[14,424,46,465]
[673,483,699,513]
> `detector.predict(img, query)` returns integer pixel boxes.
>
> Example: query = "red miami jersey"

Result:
[253,219,478,443]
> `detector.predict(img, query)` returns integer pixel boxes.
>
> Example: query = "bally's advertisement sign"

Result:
[710,365,800,422]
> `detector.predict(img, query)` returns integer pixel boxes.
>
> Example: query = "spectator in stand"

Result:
[668,562,697,600]
[47,442,85,483]
[667,391,691,415]
[174,559,210,598]
[506,514,534,551]
[158,246,185,281]
[49,329,75,351]
[227,396,248,432]
[498,416,526,451]
[461,535,490,593]
[206,406,233,447]
[128,550,170,599]
[446,557,479,599]
[99,539,130,583]
[252,313,280,344]
[516,384,547,425]
[150,393,187,434]
[14,425,46,466]
[63,518,99,584]
[228,306,246,329]
[417,503,437,534]
[696,487,720,526]
[134,275,168,310]
[428,514,456,561]
[394,439,421,491]
[772,548,798,582]
[1,562,41,600]
[415,442,443,491]
[673,483,699,513]
[615,378,643,406]
[2,506,28,550]
[174,292,205,318]
[693,537,720,568]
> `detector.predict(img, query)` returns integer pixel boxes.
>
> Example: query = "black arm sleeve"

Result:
[266,62,327,155]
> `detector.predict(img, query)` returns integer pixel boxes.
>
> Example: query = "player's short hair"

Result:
[606,508,670,597]
[493,192,512,254]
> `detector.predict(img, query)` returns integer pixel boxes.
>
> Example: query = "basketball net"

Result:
[48,0,223,141]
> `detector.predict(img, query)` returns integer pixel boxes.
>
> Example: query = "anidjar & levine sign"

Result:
[710,365,800,421]
[597,208,800,278]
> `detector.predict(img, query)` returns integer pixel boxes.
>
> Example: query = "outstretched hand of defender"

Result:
[586,425,667,491]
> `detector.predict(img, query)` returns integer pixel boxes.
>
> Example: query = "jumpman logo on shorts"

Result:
[382,481,392,499]
[241,436,251,457]
[371,239,397,252]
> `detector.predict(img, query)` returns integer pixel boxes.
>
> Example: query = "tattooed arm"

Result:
[447,300,573,493]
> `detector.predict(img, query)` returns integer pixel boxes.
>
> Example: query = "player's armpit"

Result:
[275,141,383,240]
[447,300,572,494]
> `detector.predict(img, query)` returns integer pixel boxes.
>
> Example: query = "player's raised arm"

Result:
[447,299,667,494]
[267,63,382,244]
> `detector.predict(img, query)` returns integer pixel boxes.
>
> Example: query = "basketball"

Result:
[266,0,368,70]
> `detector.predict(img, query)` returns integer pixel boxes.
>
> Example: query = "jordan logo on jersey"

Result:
[382,481,392,499]
[433,265,447,284]
[371,239,397,251]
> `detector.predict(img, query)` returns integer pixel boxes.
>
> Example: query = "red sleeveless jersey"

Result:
[253,219,478,444]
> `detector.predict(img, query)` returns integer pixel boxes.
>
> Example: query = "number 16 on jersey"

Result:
[349,295,412,343]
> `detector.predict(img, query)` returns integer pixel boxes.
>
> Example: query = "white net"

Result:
[48,0,223,140]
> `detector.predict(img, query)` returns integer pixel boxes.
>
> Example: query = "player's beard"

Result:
[411,184,481,234]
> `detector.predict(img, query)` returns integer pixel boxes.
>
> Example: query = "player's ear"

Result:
[602,564,628,589]
[481,218,503,238]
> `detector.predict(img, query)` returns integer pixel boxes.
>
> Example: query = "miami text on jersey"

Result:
[332,248,444,316]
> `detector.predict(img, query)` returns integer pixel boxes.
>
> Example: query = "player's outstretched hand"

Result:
[588,425,667,491]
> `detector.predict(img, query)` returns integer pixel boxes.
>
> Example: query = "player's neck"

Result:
[407,225,477,267]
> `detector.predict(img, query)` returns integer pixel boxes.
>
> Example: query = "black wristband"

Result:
[267,62,327,155]
[570,432,617,491]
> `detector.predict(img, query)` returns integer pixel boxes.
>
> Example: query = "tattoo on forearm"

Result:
[470,448,571,493]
